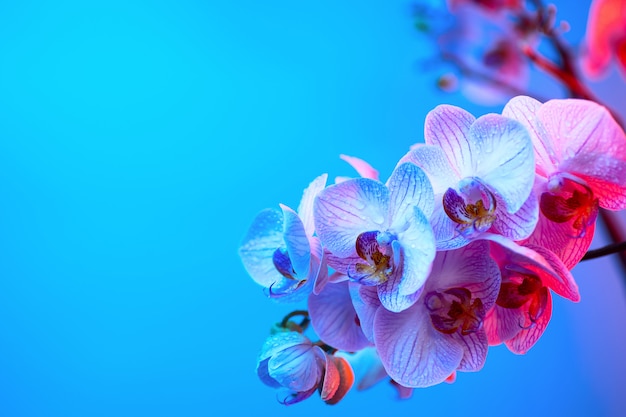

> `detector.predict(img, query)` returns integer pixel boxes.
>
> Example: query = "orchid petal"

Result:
[397,208,436,296]
[324,356,354,405]
[239,208,284,287]
[430,241,501,308]
[340,154,380,180]
[314,178,389,257]
[470,114,535,213]
[280,204,310,278]
[377,257,422,313]
[308,281,370,352]
[398,145,460,195]
[375,303,464,388]
[523,244,580,302]
[319,353,340,402]
[570,163,626,210]
[424,104,476,178]
[310,237,329,295]
[257,358,282,388]
[258,331,310,362]
[452,329,488,372]
[491,190,539,241]
[484,305,525,346]
[349,283,380,343]
[521,213,595,270]
[387,162,435,221]
[538,99,626,168]
[505,293,552,354]
[502,95,557,176]
[297,174,328,237]
[268,344,324,392]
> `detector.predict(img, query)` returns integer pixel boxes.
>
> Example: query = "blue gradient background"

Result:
[0,1,625,416]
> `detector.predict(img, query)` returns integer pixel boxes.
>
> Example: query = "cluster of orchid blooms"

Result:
[238,95,626,405]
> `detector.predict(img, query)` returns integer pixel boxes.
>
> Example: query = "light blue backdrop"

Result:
[0,1,624,416]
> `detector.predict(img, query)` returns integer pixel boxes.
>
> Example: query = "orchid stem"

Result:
[581,239,626,261]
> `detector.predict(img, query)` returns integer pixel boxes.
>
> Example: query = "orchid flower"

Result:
[503,96,626,268]
[374,241,501,388]
[239,174,329,301]
[582,0,626,79]
[256,331,354,405]
[314,162,436,312]
[400,104,538,250]
[483,235,579,354]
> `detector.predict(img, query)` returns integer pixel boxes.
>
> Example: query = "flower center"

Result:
[350,231,395,285]
[425,287,485,335]
[443,177,497,237]
[496,269,548,323]
[540,173,599,237]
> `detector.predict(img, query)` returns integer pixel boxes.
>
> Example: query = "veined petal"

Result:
[502,95,557,177]
[268,344,324,392]
[280,204,310,279]
[349,283,380,343]
[424,104,476,178]
[319,353,340,402]
[484,305,525,345]
[520,213,595,270]
[397,208,436,296]
[429,241,501,309]
[377,259,422,313]
[470,114,535,213]
[340,154,380,180]
[568,160,626,210]
[537,99,626,169]
[239,208,284,287]
[397,145,460,195]
[310,237,329,295]
[258,331,311,362]
[387,162,435,221]
[491,190,539,241]
[505,293,552,354]
[297,174,328,237]
[257,358,282,388]
[451,329,488,372]
[308,281,370,352]
[523,244,580,302]
[374,303,464,388]
[314,178,389,257]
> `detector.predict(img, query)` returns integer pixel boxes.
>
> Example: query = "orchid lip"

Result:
[443,177,497,237]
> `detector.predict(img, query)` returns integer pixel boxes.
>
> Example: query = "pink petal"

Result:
[523,244,580,302]
[424,104,476,178]
[484,305,525,345]
[521,213,595,270]
[319,353,339,402]
[340,154,380,180]
[470,114,535,213]
[505,293,552,354]
[308,281,371,352]
[502,95,557,177]
[314,178,389,257]
[324,356,355,405]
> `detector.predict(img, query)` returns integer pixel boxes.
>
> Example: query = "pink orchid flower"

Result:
[400,104,538,250]
[314,162,436,312]
[374,241,501,388]
[239,174,329,301]
[582,0,626,79]
[503,96,626,268]
[483,235,579,354]
[257,331,354,405]
[446,0,522,13]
